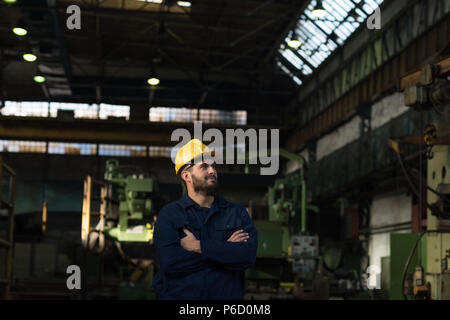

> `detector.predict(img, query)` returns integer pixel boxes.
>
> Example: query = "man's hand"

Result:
[227,229,249,242]
[181,227,202,254]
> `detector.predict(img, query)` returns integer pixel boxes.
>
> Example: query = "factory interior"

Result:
[1,0,450,301]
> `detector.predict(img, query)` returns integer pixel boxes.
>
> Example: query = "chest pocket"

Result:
[214,218,243,241]
[176,218,203,240]
[172,218,201,241]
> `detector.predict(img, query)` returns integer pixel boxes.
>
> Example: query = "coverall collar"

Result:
[180,193,229,211]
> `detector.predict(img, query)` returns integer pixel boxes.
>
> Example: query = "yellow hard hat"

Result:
[174,139,214,175]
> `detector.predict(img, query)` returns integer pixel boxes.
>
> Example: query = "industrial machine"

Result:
[81,159,163,299]
[392,118,450,300]
[82,159,160,250]
[267,169,320,277]
[102,159,156,243]
[393,59,450,300]
[421,119,450,300]
[245,144,372,300]
[246,149,327,299]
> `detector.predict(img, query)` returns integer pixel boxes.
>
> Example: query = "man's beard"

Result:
[192,174,218,196]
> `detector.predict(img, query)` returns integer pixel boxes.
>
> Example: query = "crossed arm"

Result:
[180,228,249,253]
[180,210,258,270]
[154,208,257,275]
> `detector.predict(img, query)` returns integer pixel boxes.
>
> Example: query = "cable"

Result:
[401,230,450,300]
[401,231,426,300]
[418,112,423,266]
[431,102,447,115]
[430,92,448,115]
[396,151,422,201]
[401,110,445,299]
[409,168,450,204]
[395,151,450,218]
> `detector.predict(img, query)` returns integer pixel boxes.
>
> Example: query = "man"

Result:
[153,138,258,300]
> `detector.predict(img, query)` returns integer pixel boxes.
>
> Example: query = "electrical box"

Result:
[291,235,319,273]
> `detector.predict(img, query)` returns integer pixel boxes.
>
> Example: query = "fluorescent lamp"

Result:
[312,0,327,18]
[13,27,27,36]
[288,39,301,49]
[147,78,160,86]
[33,75,46,83]
[23,53,37,62]
[177,1,191,7]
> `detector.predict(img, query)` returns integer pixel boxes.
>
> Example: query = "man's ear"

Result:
[182,170,190,184]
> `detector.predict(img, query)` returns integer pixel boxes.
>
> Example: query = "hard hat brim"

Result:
[176,151,216,175]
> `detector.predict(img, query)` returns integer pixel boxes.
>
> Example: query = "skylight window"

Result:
[1,101,130,120]
[48,142,97,155]
[149,107,247,125]
[278,0,384,85]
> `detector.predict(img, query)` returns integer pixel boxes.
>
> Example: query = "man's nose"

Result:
[207,166,216,175]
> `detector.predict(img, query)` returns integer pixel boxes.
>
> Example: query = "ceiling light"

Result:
[33,75,46,83]
[3,0,17,3]
[147,77,160,86]
[13,27,27,36]
[177,1,191,7]
[288,37,302,49]
[312,0,327,18]
[23,53,37,62]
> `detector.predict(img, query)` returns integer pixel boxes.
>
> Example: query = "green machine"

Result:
[246,149,322,295]
[268,171,304,234]
[251,171,303,262]
[246,148,310,260]
[102,159,156,243]
[81,160,161,299]
[82,159,159,248]
[265,170,320,275]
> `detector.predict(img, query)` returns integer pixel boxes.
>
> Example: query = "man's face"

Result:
[187,159,218,196]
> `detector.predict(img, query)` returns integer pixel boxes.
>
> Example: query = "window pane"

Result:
[0,140,46,153]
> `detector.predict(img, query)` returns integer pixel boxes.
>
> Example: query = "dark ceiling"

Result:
[0,0,306,125]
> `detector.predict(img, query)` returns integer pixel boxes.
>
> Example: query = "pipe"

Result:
[278,148,307,233]
[363,226,411,236]
[301,179,307,233]
[360,222,411,232]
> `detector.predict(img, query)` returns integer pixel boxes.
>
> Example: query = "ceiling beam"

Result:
[0,116,282,146]
[9,3,293,22]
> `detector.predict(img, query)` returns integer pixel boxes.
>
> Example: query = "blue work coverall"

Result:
[153,193,258,300]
